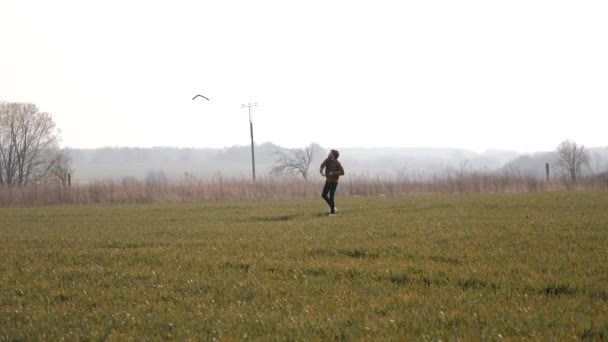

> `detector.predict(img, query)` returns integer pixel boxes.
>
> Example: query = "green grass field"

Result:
[1,191,608,340]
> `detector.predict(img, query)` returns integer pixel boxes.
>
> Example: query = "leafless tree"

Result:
[50,148,74,186]
[555,139,589,182]
[271,145,315,180]
[0,101,61,186]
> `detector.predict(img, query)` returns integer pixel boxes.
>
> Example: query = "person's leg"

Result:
[321,181,332,208]
[328,182,338,214]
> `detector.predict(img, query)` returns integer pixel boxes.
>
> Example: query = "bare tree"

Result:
[555,139,589,182]
[271,145,315,180]
[50,148,74,186]
[0,101,61,186]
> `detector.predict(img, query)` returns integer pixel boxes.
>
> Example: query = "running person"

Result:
[320,149,345,216]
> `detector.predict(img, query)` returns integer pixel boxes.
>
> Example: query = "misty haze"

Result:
[68,143,608,183]
[2,1,608,340]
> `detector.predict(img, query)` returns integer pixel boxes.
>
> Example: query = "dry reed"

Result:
[2,172,607,207]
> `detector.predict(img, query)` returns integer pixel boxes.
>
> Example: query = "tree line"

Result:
[271,140,600,183]
[0,100,602,187]
[0,101,72,186]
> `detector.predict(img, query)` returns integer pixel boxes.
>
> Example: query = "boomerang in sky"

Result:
[192,95,209,100]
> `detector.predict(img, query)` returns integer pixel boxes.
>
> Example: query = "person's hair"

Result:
[330,149,340,159]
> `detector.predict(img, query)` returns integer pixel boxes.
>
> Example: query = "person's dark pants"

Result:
[321,181,339,214]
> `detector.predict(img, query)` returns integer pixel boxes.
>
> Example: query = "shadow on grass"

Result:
[222,262,251,272]
[388,273,410,286]
[339,248,380,259]
[458,276,499,291]
[542,284,577,297]
[250,214,298,222]
[580,325,608,340]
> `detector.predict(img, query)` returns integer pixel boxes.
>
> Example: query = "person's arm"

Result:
[336,161,345,176]
[319,159,327,176]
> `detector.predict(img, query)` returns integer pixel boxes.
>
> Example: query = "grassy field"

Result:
[1,191,607,340]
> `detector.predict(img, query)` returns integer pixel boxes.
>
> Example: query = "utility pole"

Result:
[242,103,258,181]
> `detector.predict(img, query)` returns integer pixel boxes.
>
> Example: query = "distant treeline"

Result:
[66,143,608,182]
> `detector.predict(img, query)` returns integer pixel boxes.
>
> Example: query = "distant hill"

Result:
[501,146,608,179]
[69,143,320,181]
[339,147,519,178]
[67,143,608,182]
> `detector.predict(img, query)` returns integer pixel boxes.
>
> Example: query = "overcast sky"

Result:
[1,0,607,152]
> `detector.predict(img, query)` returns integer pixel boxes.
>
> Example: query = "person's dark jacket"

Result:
[320,158,345,182]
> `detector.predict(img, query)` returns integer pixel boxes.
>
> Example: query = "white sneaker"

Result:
[329,213,335,217]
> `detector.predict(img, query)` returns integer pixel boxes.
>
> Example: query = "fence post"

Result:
[68,173,71,187]
[545,163,550,182]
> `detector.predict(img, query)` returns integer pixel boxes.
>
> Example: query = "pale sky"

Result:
[1,0,607,153]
